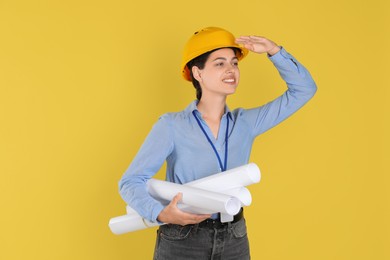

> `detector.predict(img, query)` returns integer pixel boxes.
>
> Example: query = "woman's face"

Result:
[196,48,240,98]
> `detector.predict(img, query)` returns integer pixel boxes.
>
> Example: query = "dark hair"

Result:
[186,47,241,100]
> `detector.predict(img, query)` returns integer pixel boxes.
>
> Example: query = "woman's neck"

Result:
[197,96,226,120]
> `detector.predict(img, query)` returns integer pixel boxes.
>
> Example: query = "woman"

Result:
[119,27,317,259]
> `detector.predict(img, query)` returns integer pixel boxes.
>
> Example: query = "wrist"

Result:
[157,208,168,223]
[267,45,281,56]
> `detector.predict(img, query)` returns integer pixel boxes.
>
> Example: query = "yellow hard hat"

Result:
[181,27,249,81]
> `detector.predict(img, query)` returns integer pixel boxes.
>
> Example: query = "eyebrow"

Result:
[212,56,239,62]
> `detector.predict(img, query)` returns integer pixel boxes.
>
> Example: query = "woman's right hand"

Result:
[157,193,211,225]
[236,35,280,56]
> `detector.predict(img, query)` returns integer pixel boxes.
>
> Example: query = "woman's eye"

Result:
[216,62,224,66]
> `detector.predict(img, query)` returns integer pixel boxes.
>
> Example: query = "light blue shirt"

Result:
[119,48,317,222]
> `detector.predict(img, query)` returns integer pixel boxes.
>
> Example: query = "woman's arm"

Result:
[119,115,211,224]
[118,116,173,222]
[236,36,317,136]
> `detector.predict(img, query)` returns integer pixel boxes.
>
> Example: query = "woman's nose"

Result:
[226,64,235,73]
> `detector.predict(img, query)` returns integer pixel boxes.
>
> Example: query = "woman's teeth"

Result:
[223,78,235,83]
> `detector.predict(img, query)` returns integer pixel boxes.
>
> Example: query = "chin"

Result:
[226,89,237,95]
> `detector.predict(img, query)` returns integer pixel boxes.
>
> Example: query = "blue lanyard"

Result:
[192,110,229,172]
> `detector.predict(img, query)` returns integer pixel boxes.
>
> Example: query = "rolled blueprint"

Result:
[109,163,261,235]
[187,163,261,191]
[126,205,137,215]
[110,194,244,234]
[110,186,248,235]
[125,187,251,213]
[147,179,241,215]
[109,214,159,235]
[215,187,252,206]
[110,188,246,235]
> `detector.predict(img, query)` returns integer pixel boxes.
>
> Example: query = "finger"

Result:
[236,35,251,41]
[240,44,255,52]
[235,41,253,49]
[184,217,207,225]
[181,211,210,219]
[237,35,264,42]
[170,192,182,206]
[182,211,211,220]
[196,214,212,219]
[235,37,252,44]
[248,36,267,43]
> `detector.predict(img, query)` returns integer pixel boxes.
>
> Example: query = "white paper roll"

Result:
[147,179,241,215]
[221,187,252,206]
[175,187,251,214]
[109,163,261,234]
[109,214,159,235]
[126,188,250,214]
[187,163,261,191]
[126,205,137,215]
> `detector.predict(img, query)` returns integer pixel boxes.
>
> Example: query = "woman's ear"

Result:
[192,66,202,82]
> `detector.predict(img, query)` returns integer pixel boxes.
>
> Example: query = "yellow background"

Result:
[1,0,389,259]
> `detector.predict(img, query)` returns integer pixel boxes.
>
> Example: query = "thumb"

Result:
[170,192,182,206]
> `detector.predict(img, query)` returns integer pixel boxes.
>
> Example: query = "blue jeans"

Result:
[153,218,250,260]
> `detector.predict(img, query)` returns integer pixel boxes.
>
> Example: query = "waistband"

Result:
[197,208,244,229]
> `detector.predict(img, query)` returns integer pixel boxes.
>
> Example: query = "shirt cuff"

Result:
[151,204,165,224]
[268,47,299,69]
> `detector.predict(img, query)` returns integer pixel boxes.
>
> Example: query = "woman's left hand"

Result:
[236,36,281,56]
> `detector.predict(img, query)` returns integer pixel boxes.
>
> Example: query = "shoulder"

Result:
[159,110,189,122]
[230,107,252,119]
[156,108,192,130]
[230,106,267,126]
[158,101,196,124]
